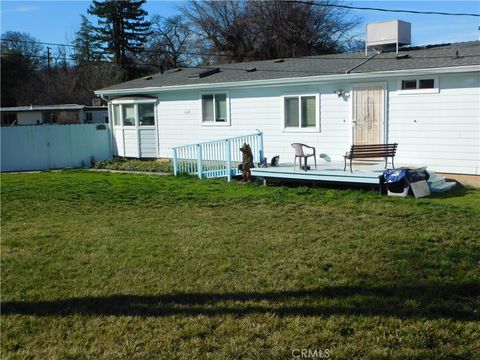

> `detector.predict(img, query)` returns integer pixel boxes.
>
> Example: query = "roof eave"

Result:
[95,65,480,97]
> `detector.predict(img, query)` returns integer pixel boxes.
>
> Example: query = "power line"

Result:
[0,38,75,48]
[288,0,480,17]
[0,38,233,58]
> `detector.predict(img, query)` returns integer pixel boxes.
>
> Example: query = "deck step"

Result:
[430,181,456,193]
[428,174,446,188]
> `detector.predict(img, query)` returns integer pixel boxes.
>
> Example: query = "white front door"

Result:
[352,84,386,145]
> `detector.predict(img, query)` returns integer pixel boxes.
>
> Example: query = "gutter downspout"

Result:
[345,51,380,74]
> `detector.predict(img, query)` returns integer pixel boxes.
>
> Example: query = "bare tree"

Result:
[145,15,195,70]
[179,0,360,62]
[180,0,255,63]
[1,31,45,69]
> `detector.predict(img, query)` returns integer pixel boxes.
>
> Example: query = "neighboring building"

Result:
[0,104,108,126]
[95,23,480,183]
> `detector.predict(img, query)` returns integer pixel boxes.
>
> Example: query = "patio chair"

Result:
[291,143,317,171]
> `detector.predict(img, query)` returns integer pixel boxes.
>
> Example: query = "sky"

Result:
[1,0,479,48]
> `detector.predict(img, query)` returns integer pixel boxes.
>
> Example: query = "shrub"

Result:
[95,157,173,173]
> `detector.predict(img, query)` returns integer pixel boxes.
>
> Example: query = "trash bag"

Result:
[383,169,408,184]
[407,169,430,182]
[383,168,431,196]
[383,169,408,194]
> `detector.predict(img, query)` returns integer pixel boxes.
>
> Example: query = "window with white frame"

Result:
[111,101,156,127]
[113,105,121,126]
[283,95,318,130]
[122,105,135,126]
[201,93,228,124]
[138,103,155,126]
[400,77,438,93]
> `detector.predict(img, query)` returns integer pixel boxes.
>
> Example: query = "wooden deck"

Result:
[251,162,385,185]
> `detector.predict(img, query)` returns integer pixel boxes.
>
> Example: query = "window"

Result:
[202,93,228,124]
[85,112,93,123]
[401,80,417,90]
[111,100,156,127]
[419,79,435,89]
[138,103,155,126]
[400,78,438,93]
[284,95,318,130]
[56,111,79,124]
[122,105,135,126]
[42,111,57,124]
[113,105,120,126]
[285,97,299,127]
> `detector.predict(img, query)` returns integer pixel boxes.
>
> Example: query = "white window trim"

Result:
[281,93,320,133]
[398,76,439,95]
[200,91,231,127]
[110,99,157,128]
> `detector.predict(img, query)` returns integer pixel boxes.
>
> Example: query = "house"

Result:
[0,104,108,126]
[95,22,480,185]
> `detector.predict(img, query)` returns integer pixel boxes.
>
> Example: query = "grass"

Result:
[1,171,479,359]
[95,157,173,173]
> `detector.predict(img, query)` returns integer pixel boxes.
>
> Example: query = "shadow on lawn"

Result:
[2,283,478,321]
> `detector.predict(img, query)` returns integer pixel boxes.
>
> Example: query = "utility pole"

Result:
[47,47,52,75]
[46,46,51,100]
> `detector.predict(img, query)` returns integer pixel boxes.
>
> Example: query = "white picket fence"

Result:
[1,124,112,172]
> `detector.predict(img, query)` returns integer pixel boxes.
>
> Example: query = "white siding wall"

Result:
[387,72,479,175]
[156,83,352,164]
[139,129,157,157]
[123,129,138,157]
[17,112,42,125]
[113,128,124,156]
[117,71,479,175]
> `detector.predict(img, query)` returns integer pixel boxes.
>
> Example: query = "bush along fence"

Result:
[172,131,264,181]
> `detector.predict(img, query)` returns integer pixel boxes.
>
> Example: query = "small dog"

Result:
[239,143,255,182]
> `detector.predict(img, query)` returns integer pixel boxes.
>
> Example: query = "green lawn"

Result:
[1,171,479,359]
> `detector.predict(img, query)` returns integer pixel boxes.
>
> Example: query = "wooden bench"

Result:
[344,143,398,172]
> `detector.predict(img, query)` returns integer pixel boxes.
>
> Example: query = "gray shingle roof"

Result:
[98,41,480,92]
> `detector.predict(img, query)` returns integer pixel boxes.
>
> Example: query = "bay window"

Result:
[111,101,156,127]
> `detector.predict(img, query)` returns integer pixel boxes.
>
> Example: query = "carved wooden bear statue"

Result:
[239,143,254,183]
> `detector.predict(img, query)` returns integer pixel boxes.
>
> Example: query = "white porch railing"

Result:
[172,131,264,181]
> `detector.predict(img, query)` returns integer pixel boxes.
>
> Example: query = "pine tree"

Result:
[88,0,151,68]
[72,15,104,64]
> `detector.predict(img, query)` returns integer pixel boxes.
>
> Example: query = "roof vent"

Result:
[245,67,257,72]
[144,76,153,80]
[395,54,410,60]
[189,67,220,79]
[273,59,284,63]
[366,20,411,54]
[92,98,102,106]
[173,68,182,72]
